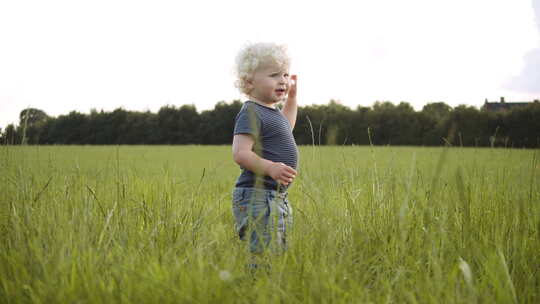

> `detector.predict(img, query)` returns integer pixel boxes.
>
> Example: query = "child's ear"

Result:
[245,78,254,90]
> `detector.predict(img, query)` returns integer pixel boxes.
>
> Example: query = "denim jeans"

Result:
[232,187,293,254]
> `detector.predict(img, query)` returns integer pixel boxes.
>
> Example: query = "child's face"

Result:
[248,60,290,105]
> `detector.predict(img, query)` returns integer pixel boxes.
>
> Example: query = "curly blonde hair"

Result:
[234,42,291,96]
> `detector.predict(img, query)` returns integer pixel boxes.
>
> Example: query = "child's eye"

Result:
[270,73,289,78]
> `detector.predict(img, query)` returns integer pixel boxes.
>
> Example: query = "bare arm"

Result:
[282,75,298,130]
[232,134,297,186]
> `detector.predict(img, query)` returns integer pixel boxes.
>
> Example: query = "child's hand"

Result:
[267,162,297,186]
[287,75,297,101]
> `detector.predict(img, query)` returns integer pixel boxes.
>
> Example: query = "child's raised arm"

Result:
[282,75,298,130]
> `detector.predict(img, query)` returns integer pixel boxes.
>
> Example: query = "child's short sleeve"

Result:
[234,104,262,139]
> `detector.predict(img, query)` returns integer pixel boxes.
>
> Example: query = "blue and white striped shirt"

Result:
[233,101,298,190]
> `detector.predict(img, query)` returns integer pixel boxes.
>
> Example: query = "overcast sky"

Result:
[1,0,539,128]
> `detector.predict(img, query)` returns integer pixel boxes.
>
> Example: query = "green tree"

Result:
[503,103,540,147]
[157,104,201,144]
[349,106,372,145]
[421,102,451,121]
[369,101,409,145]
[5,99,538,147]
[2,124,19,145]
[46,111,88,144]
[199,100,243,144]
[18,108,49,144]
[124,111,159,144]
[420,102,452,145]
[443,105,491,146]
[294,104,327,145]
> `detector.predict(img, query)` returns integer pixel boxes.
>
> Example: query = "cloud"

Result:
[507,48,540,93]
[506,0,540,94]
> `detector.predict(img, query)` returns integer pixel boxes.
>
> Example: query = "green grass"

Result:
[1,145,539,303]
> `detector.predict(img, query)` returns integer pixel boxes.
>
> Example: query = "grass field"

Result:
[1,145,539,303]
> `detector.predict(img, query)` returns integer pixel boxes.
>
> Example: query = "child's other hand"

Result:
[287,75,297,101]
[267,162,297,186]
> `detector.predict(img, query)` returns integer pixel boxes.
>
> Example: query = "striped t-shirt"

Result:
[233,101,298,190]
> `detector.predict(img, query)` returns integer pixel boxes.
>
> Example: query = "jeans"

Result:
[232,187,293,254]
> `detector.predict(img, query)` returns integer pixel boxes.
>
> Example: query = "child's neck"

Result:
[250,98,278,109]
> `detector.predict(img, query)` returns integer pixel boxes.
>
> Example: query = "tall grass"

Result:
[1,145,538,303]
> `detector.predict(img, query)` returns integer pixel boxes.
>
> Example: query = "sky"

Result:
[1,0,539,128]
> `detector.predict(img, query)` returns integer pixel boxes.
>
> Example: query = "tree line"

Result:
[2,100,539,147]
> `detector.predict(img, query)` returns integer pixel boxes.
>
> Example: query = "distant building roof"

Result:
[483,97,539,112]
